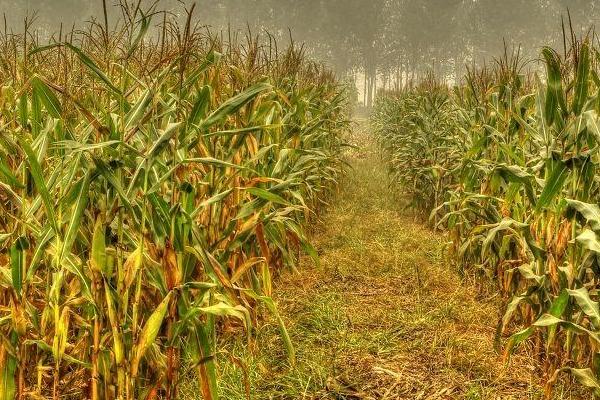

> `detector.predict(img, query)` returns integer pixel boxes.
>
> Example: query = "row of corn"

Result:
[372,38,600,396]
[0,4,349,400]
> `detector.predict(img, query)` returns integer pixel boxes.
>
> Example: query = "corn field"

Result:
[0,3,349,399]
[372,34,600,397]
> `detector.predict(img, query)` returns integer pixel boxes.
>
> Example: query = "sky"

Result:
[2,0,599,103]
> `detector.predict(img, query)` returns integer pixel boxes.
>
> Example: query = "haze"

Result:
[1,0,598,106]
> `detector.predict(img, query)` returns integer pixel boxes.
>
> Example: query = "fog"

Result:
[2,0,599,106]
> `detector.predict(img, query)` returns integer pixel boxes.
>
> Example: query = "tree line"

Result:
[3,0,600,106]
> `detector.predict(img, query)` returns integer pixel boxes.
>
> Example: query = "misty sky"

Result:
[2,0,598,103]
[1,1,597,66]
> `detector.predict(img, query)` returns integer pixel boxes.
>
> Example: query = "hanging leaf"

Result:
[31,76,62,118]
[131,292,172,377]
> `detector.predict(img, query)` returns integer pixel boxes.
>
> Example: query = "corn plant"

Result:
[0,2,349,399]
[371,75,464,224]
[373,32,600,396]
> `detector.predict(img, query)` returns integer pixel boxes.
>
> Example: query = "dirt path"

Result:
[183,123,568,399]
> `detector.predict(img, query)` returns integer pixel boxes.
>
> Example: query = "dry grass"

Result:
[181,122,582,399]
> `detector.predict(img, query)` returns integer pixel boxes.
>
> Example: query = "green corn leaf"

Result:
[244,290,295,365]
[199,82,271,131]
[191,189,233,218]
[0,157,23,189]
[92,158,134,213]
[26,226,54,282]
[31,76,62,118]
[535,160,568,211]
[188,86,211,127]
[59,172,91,262]
[542,47,564,126]
[562,368,600,395]
[131,292,172,377]
[199,303,250,331]
[0,347,17,400]
[576,229,600,254]
[123,247,143,291]
[193,322,219,400]
[549,289,570,317]
[28,42,61,55]
[18,93,28,128]
[10,241,23,297]
[245,187,290,206]
[572,43,590,116]
[567,287,600,329]
[147,122,181,158]
[183,51,221,90]
[90,218,107,275]
[24,339,90,368]
[183,157,248,171]
[16,136,58,233]
[126,11,152,58]
[495,164,536,205]
[502,295,523,328]
[63,43,123,97]
[565,199,600,232]
[125,89,153,130]
[504,327,534,356]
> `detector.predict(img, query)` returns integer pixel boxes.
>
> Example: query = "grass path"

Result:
[186,123,573,399]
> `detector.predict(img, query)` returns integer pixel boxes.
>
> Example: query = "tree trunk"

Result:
[368,72,375,108]
[363,70,367,106]
[454,55,460,85]
[367,74,372,108]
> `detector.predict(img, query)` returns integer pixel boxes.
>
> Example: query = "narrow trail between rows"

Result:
[194,122,566,400]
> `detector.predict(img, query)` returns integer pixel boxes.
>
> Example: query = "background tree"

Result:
[4,0,600,106]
